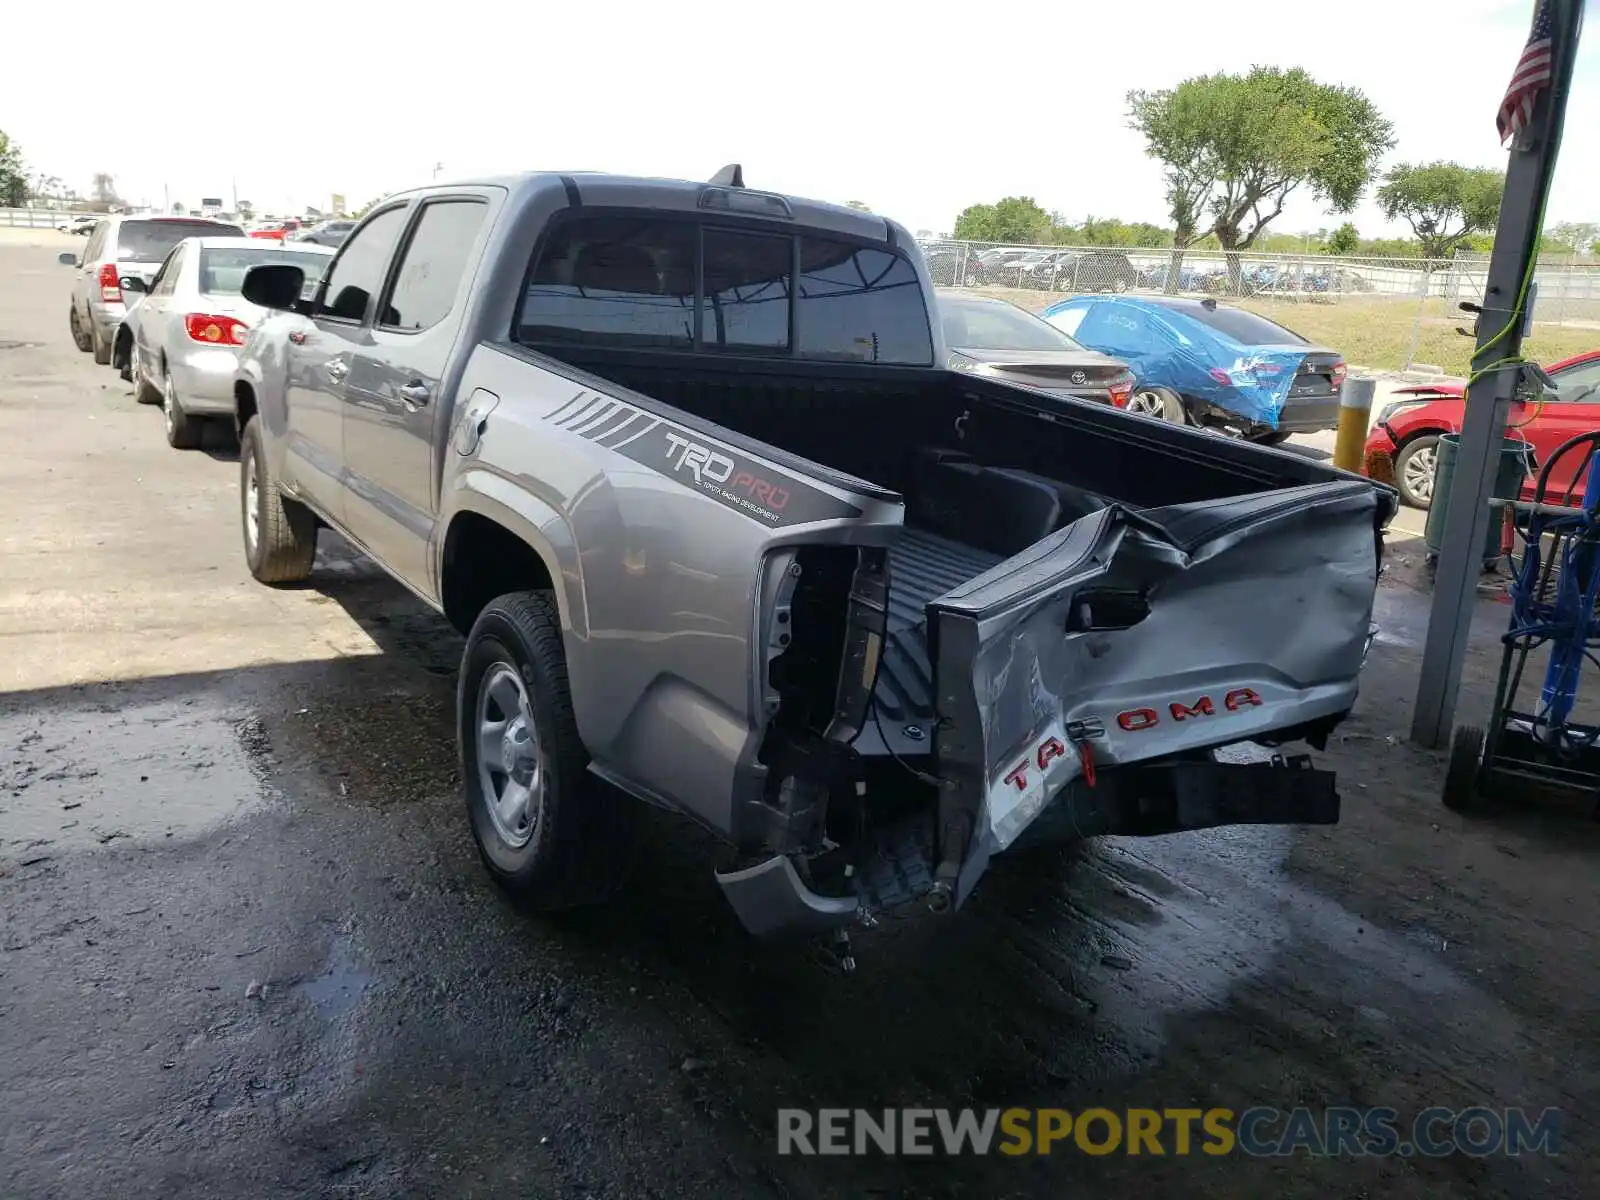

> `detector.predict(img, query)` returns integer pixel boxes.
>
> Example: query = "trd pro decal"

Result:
[548,390,864,528]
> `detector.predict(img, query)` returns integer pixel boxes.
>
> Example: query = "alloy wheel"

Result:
[475,662,543,850]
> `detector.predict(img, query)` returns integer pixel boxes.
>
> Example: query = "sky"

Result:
[3,0,1596,238]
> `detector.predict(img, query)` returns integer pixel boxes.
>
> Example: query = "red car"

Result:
[1364,350,1600,509]
[247,219,302,242]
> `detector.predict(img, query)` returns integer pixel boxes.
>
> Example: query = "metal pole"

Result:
[1411,0,1586,748]
[1333,377,1376,472]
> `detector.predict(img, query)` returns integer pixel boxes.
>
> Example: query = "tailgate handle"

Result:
[1065,588,1150,633]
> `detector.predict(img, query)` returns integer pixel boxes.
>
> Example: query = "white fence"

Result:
[0,206,82,229]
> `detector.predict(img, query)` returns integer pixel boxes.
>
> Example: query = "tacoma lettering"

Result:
[1116,688,1264,732]
[1002,735,1071,794]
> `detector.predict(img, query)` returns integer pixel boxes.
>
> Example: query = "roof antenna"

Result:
[708,163,744,188]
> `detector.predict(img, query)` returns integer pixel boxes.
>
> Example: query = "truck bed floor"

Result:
[868,529,1002,742]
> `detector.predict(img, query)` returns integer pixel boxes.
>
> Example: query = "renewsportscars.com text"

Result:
[776,1106,1561,1158]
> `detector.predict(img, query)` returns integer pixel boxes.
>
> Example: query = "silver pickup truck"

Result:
[232,166,1395,942]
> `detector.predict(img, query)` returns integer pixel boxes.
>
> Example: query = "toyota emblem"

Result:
[1070,370,1088,385]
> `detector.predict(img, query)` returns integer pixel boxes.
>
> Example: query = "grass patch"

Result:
[979,287,1599,376]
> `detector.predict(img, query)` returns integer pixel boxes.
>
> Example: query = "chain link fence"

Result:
[920,239,1600,372]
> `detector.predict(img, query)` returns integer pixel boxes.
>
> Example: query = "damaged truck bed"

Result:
[230,166,1397,944]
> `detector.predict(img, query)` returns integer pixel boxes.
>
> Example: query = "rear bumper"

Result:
[169,348,242,414]
[1013,753,1339,845]
[89,300,127,338]
[716,751,1342,937]
[1272,395,1340,433]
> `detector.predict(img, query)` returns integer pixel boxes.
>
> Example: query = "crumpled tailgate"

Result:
[927,478,1385,906]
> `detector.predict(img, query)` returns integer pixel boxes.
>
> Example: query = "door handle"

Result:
[397,382,430,405]
[325,359,348,382]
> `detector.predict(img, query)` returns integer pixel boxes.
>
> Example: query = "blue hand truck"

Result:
[1443,429,1600,818]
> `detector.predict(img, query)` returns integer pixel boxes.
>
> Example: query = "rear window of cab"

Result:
[515,215,935,366]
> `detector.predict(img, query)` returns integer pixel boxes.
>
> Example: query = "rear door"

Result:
[134,245,185,376]
[74,221,111,317]
[281,203,411,521]
[341,195,491,591]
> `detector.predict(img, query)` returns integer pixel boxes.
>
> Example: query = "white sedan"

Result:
[113,237,335,448]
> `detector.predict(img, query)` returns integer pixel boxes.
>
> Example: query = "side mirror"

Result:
[241,263,307,311]
[58,252,79,267]
[120,276,147,294]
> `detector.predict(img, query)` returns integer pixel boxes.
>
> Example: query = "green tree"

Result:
[1129,67,1393,291]
[952,196,1053,244]
[1543,221,1599,258]
[0,128,27,208]
[1326,222,1360,255]
[1375,161,1503,261]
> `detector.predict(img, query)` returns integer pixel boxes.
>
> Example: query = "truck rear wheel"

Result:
[459,591,638,910]
[239,416,317,584]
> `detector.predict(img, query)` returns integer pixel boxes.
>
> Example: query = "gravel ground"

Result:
[1,241,1595,1199]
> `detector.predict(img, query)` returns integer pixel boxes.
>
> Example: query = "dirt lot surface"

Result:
[2,242,1596,1199]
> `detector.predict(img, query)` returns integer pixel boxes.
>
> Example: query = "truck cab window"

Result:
[378,200,488,332]
[519,218,696,349]
[316,206,408,323]
[795,240,932,365]
[701,228,790,352]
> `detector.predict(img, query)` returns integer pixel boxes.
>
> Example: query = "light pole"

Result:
[1411,0,1586,747]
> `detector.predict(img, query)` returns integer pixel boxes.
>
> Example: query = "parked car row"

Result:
[922,244,1380,301]
[57,214,335,446]
[932,289,1345,442]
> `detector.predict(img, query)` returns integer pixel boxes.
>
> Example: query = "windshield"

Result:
[116,220,243,262]
[1178,303,1308,346]
[199,247,332,295]
[941,296,1085,352]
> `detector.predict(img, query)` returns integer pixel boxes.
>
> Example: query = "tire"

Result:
[162,370,201,449]
[69,305,93,353]
[1394,434,1441,510]
[459,591,639,910]
[1441,724,1486,813]
[130,350,160,405]
[1127,385,1186,423]
[1253,431,1294,446]
[239,416,317,584]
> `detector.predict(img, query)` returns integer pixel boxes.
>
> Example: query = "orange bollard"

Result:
[1333,377,1377,474]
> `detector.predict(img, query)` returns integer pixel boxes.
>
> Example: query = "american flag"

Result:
[1497,0,1555,147]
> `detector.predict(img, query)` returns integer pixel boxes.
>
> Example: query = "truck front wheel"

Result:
[459,591,638,909]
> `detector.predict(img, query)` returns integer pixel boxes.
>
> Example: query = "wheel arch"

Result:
[112,323,134,369]
[437,481,584,642]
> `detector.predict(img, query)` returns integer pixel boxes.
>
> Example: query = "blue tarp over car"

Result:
[1040,295,1328,429]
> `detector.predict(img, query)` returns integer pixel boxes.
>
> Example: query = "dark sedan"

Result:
[937,290,1134,409]
[293,220,356,247]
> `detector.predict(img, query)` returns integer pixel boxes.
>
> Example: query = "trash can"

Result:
[1423,434,1534,567]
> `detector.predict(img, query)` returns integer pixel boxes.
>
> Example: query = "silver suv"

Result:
[59,215,243,363]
